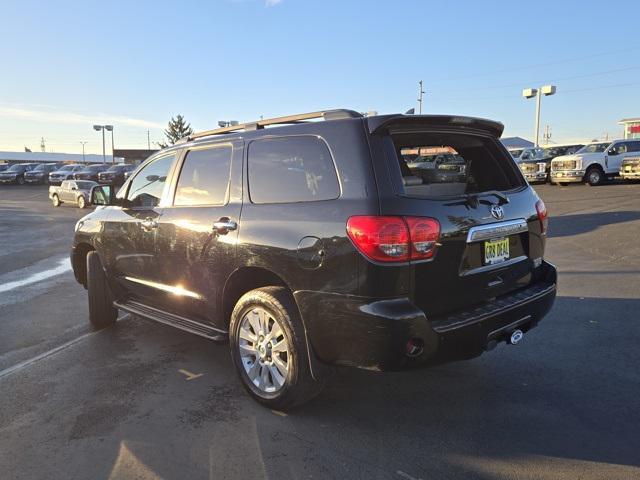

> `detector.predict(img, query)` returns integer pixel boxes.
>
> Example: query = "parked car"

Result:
[97,164,136,186]
[123,166,137,181]
[24,163,61,184]
[73,164,109,182]
[541,143,584,160]
[509,147,549,183]
[620,156,640,182]
[0,163,37,185]
[550,140,640,186]
[72,109,557,409]
[406,153,467,184]
[49,180,97,208]
[0,164,10,172]
[49,164,86,185]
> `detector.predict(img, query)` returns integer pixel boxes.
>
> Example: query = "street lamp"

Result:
[79,141,88,163]
[105,125,114,164]
[523,85,557,147]
[218,120,239,128]
[93,125,106,164]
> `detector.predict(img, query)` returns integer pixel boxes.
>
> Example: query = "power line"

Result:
[432,46,640,83]
[435,65,640,95]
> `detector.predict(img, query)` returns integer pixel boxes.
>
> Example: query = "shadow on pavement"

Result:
[549,210,640,238]
[2,296,639,479]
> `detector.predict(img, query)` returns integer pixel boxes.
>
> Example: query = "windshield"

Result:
[58,165,76,171]
[83,165,103,171]
[577,143,609,154]
[106,165,123,172]
[75,181,95,189]
[7,164,25,172]
[509,149,523,158]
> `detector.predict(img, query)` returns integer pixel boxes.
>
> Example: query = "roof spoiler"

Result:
[367,114,504,138]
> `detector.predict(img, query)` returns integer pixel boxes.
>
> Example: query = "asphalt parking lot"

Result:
[1,183,639,480]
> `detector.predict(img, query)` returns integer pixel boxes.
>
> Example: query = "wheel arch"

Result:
[222,267,289,328]
[222,267,328,381]
[72,242,95,288]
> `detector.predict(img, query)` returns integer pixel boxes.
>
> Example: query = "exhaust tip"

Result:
[509,329,524,345]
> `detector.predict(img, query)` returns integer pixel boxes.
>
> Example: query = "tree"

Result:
[158,114,194,148]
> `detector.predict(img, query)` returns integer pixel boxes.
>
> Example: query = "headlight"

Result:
[575,158,583,170]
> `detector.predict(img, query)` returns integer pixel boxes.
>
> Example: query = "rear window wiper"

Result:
[445,190,510,209]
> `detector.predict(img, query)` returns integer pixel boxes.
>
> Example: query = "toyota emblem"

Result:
[490,205,505,220]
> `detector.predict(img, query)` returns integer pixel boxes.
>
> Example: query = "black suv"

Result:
[98,163,137,186]
[72,109,557,409]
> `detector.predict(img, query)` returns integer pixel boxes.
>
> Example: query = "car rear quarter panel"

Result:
[236,119,378,296]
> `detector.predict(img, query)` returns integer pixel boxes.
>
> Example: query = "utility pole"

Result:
[147,130,151,149]
[417,80,425,114]
[40,137,46,152]
[79,141,88,163]
[543,124,552,144]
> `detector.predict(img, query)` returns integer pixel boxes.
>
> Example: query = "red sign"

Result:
[630,125,640,133]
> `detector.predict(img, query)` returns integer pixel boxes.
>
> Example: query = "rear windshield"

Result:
[385,132,523,198]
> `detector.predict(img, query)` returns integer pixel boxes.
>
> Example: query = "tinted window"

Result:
[390,132,522,198]
[174,146,232,206]
[127,155,175,208]
[248,136,339,204]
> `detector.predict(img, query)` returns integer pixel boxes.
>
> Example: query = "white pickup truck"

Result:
[550,139,640,186]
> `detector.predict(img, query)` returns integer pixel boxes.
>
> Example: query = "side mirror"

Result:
[90,185,114,206]
[608,147,618,156]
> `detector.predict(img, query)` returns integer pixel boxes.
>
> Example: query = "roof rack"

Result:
[181,109,363,143]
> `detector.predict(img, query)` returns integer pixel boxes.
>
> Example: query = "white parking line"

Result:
[0,330,96,379]
[0,258,71,294]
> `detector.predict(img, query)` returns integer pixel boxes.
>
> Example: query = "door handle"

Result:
[213,218,237,234]
[141,218,158,230]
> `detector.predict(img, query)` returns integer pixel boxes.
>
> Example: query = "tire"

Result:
[86,251,117,329]
[77,195,86,209]
[586,167,604,186]
[52,194,60,207]
[17,176,25,185]
[229,286,324,410]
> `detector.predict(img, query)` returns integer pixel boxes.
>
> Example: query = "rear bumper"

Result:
[296,261,557,371]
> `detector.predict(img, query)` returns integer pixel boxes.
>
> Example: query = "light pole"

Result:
[523,85,557,147]
[417,80,425,114]
[79,141,88,163]
[93,125,106,163]
[105,125,114,163]
[218,120,239,128]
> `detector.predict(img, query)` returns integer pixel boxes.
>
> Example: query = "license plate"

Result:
[484,237,510,265]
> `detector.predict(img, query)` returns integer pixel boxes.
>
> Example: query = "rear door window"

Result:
[248,136,340,204]
[174,145,232,206]
[386,132,523,198]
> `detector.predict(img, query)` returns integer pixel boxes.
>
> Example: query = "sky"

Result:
[1,0,639,154]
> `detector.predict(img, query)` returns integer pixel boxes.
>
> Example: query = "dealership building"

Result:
[619,118,640,140]
[0,151,122,165]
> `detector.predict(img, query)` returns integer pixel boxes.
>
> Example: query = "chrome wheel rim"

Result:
[589,171,600,184]
[78,197,85,208]
[238,307,290,393]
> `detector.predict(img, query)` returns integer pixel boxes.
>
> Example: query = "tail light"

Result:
[535,199,548,235]
[346,216,440,263]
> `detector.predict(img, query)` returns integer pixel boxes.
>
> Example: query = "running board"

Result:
[114,299,227,341]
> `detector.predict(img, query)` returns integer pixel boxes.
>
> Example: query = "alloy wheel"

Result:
[238,307,290,393]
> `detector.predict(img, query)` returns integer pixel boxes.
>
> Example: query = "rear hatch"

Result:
[368,116,546,317]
